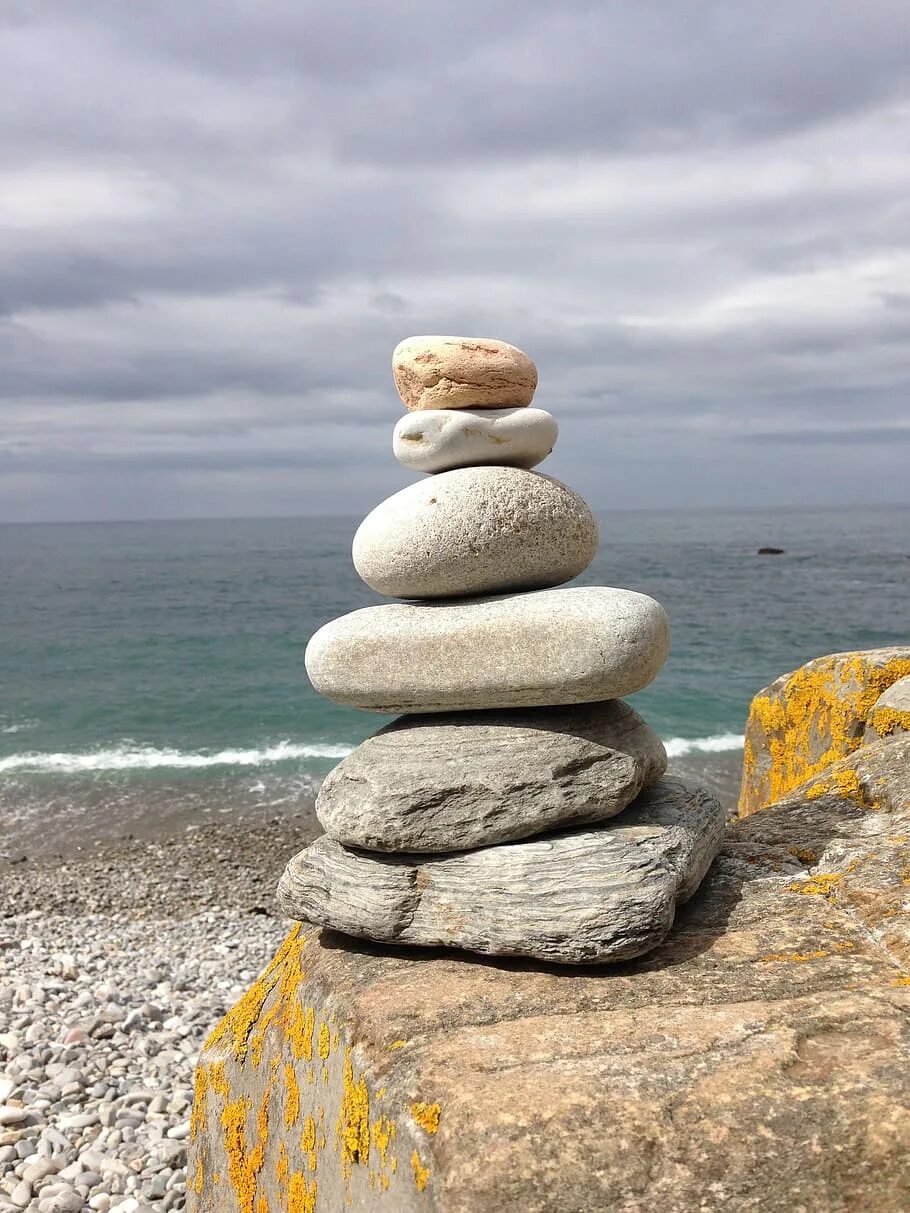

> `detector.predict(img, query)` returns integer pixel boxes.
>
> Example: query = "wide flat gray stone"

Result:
[352,466,598,600]
[278,776,725,964]
[393,406,558,473]
[304,585,670,713]
[316,700,667,852]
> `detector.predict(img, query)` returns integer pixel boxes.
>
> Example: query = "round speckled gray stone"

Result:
[316,699,667,852]
[352,466,598,600]
[393,407,558,474]
[304,585,670,713]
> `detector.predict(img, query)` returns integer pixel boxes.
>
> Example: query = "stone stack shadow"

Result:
[278,336,726,964]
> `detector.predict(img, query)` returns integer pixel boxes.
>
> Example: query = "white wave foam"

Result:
[663,732,744,758]
[0,740,354,775]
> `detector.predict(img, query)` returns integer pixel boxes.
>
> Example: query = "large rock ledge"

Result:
[188,740,910,1213]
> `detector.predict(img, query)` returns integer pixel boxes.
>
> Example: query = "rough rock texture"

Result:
[352,467,598,600]
[392,336,537,411]
[864,674,910,743]
[739,646,910,816]
[280,778,725,964]
[393,407,557,474]
[190,744,910,1212]
[305,585,670,713]
[316,700,667,852]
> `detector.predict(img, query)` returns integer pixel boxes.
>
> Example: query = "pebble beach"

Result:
[0,812,319,1213]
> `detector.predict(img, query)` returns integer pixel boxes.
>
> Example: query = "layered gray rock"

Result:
[352,466,598,600]
[304,585,670,713]
[279,776,724,964]
[316,699,668,852]
[393,406,558,473]
[392,335,537,411]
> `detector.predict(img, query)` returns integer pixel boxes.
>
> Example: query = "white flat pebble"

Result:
[393,406,558,473]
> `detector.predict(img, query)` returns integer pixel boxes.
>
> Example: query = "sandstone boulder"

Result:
[316,700,667,852]
[352,467,598,600]
[190,738,910,1212]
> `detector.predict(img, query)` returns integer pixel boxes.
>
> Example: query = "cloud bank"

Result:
[2,1,908,520]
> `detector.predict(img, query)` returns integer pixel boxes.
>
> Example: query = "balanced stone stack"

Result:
[278,337,725,964]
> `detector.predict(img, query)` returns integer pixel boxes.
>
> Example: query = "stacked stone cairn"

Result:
[278,336,726,964]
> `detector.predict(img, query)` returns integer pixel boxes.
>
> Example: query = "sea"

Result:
[2,506,909,854]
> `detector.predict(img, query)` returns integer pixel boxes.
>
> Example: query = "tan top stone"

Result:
[392,336,537,411]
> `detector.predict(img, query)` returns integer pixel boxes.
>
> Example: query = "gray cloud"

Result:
[1,0,908,521]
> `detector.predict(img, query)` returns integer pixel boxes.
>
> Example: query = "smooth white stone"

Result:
[392,407,558,473]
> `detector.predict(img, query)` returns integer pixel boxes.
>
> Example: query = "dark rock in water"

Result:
[279,776,726,965]
[315,699,667,852]
[757,546,785,555]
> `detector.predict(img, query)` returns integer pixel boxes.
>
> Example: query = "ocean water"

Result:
[1,507,909,852]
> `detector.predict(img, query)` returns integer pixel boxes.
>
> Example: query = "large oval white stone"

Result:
[393,407,558,474]
[305,585,670,713]
[392,335,537,411]
[352,466,598,600]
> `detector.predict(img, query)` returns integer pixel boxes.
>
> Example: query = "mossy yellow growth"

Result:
[371,1115,396,1169]
[284,1062,300,1129]
[337,1049,371,1179]
[255,1197,268,1213]
[205,926,304,1063]
[190,1065,208,1142]
[804,765,873,807]
[787,846,820,865]
[410,1102,441,1134]
[287,1172,318,1213]
[300,1114,318,1172]
[220,1097,258,1213]
[411,1149,431,1192]
[892,975,910,987]
[760,949,829,964]
[318,1021,331,1061]
[867,707,910,738]
[739,653,910,816]
[276,1141,289,1189]
[787,873,843,901]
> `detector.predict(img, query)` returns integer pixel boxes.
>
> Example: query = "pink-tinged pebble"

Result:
[63,1027,90,1045]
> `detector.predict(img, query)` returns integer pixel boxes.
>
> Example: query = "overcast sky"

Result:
[2,1,909,522]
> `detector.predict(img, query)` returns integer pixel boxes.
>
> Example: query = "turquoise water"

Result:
[1,507,908,848]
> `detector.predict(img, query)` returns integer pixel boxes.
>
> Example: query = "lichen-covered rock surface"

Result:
[189,751,910,1213]
[739,646,910,816]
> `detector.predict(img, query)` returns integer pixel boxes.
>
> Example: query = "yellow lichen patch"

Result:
[209,1060,230,1100]
[276,1141,289,1189]
[220,1097,259,1213]
[286,1003,316,1063]
[388,1039,407,1050]
[371,1114,396,1169]
[206,926,303,1063]
[190,1065,208,1142]
[287,1172,318,1213]
[301,1113,318,1172]
[787,846,819,865]
[867,706,910,738]
[318,1021,331,1060]
[787,873,843,901]
[804,765,874,807]
[336,1049,371,1179]
[759,949,829,964]
[892,976,910,987]
[255,1197,268,1213]
[249,935,308,1067]
[284,1062,300,1128]
[740,654,910,815]
[411,1149,431,1192]
[410,1101,441,1134]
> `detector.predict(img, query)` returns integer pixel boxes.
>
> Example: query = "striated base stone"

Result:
[281,778,724,964]
[188,762,910,1213]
